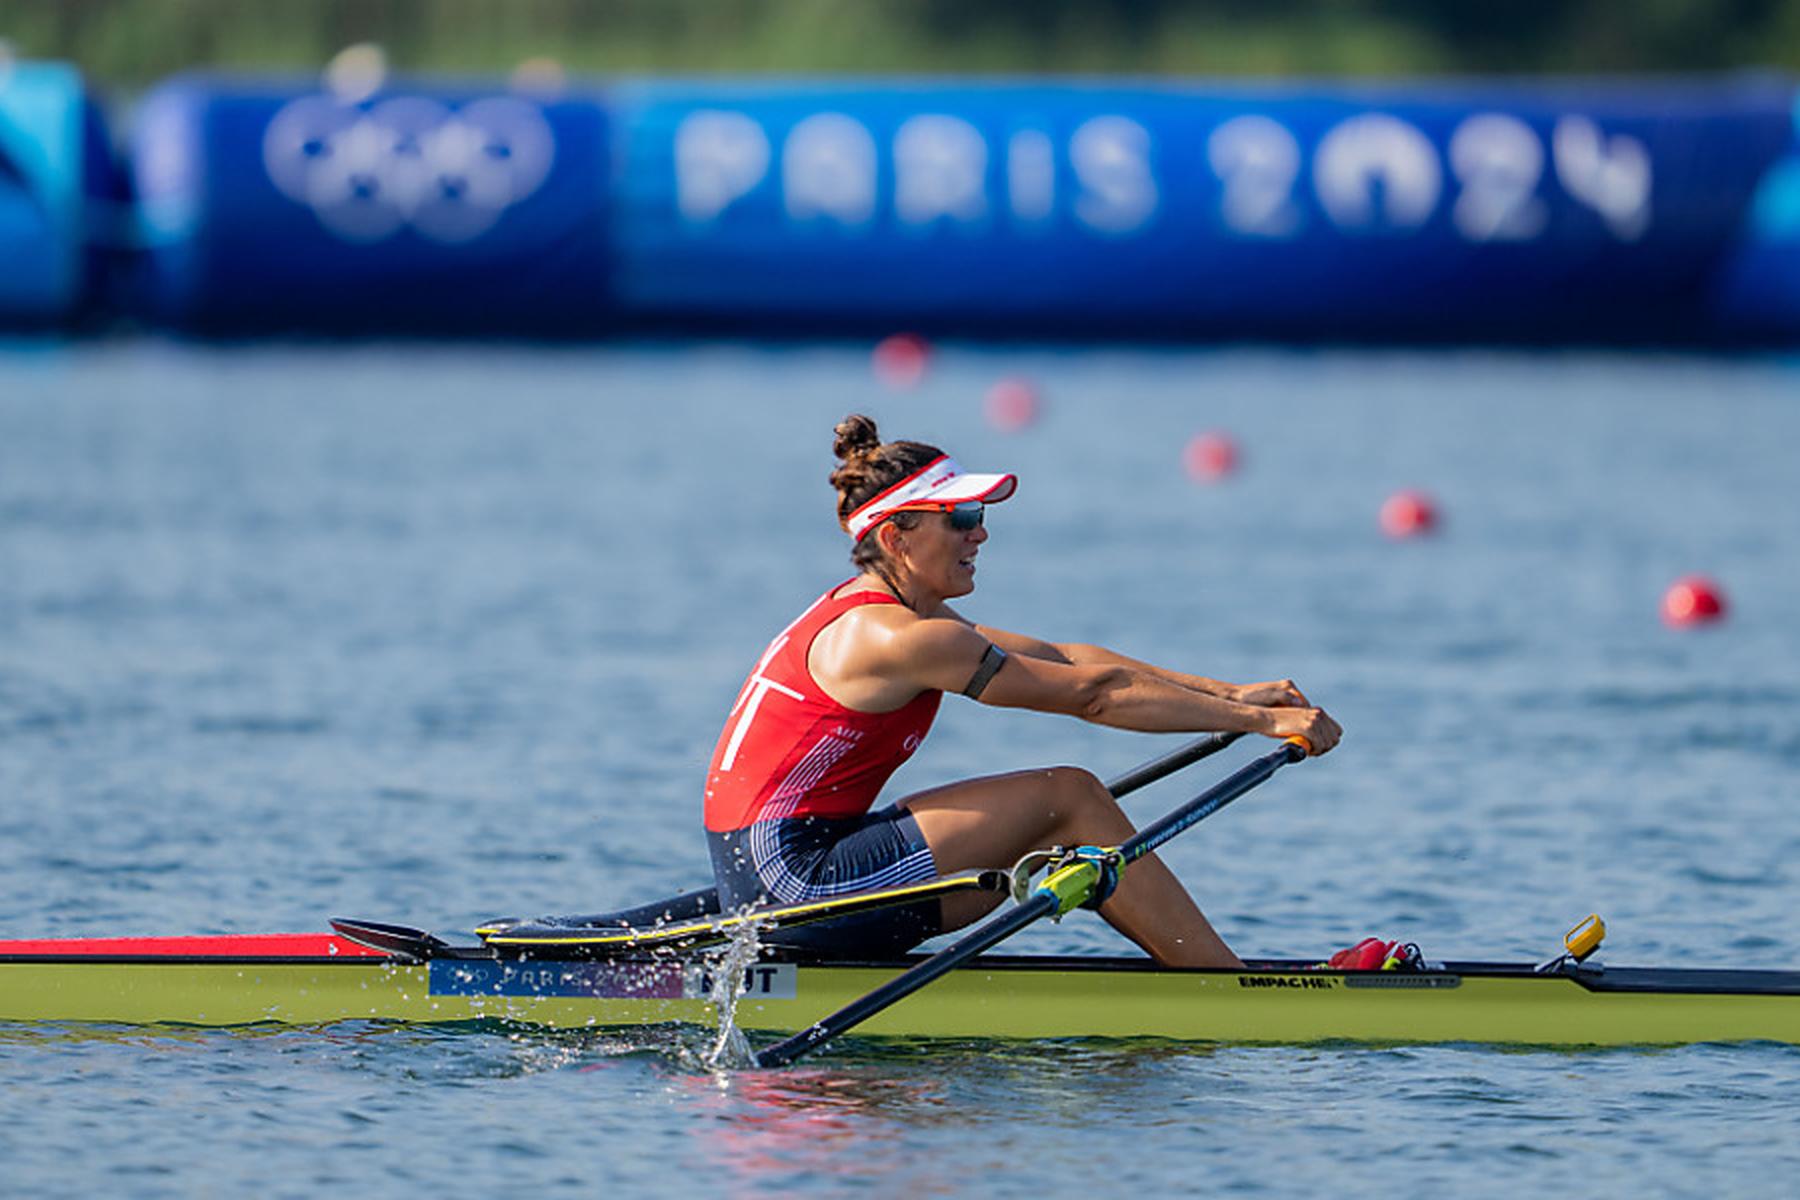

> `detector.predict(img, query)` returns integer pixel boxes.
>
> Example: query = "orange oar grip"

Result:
[1284,735,1313,756]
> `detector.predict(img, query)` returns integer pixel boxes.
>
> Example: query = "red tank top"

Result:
[703,584,942,832]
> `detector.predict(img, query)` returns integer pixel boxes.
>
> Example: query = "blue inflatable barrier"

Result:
[0,60,112,326]
[127,73,1800,343]
[131,75,613,333]
[1708,95,1800,342]
[608,78,1799,343]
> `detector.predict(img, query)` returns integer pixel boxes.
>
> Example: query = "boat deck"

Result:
[3,934,1798,1045]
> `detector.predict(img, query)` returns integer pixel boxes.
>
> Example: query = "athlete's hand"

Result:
[1267,706,1342,755]
[1234,678,1310,708]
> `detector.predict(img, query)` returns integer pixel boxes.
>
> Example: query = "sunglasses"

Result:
[943,502,986,531]
[887,501,986,532]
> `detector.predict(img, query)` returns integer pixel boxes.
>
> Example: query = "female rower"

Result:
[703,414,1341,967]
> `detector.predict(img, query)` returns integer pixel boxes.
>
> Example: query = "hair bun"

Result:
[832,414,882,463]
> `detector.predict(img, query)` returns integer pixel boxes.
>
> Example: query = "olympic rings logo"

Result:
[262,94,555,243]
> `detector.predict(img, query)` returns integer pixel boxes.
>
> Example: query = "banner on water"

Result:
[132,74,613,333]
[129,74,1800,342]
[0,59,114,325]
[609,78,1800,342]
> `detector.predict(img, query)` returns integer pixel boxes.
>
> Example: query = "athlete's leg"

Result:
[901,767,1243,968]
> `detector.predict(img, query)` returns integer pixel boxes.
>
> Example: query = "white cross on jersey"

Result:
[717,627,807,772]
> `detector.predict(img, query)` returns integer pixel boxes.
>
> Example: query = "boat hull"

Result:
[3,936,1799,1045]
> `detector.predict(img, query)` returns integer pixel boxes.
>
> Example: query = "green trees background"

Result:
[5,0,1797,90]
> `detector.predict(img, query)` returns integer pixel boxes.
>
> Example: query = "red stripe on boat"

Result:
[0,933,389,958]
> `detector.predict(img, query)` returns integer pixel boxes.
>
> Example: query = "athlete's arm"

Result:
[865,615,1340,752]
[913,600,1060,660]
[975,646,1340,750]
[1041,643,1310,709]
[932,603,1311,709]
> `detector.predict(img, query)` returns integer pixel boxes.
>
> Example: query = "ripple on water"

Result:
[6,344,1800,1196]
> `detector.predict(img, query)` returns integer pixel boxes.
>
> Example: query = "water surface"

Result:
[1,340,1797,1196]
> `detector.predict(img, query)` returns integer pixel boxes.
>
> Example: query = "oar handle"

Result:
[1104,731,1243,798]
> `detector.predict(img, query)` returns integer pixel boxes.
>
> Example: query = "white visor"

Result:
[844,455,1018,540]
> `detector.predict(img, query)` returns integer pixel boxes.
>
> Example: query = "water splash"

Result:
[701,916,767,1071]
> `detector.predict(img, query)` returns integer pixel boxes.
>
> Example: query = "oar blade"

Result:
[329,918,452,960]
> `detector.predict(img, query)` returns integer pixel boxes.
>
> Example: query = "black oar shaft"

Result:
[1121,739,1304,864]
[481,735,1243,958]
[511,732,1243,954]
[755,893,1058,1069]
[754,737,1306,1069]
[1103,731,1242,798]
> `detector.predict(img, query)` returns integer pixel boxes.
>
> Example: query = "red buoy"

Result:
[1662,576,1727,627]
[1183,431,1239,482]
[984,377,1041,432]
[872,333,931,390]
[1379,490,1438,538]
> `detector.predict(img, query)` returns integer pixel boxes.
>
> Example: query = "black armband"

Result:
[962,644,1008,699]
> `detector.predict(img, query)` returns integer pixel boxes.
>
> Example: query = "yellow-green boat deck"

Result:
[5,943,1798,1046]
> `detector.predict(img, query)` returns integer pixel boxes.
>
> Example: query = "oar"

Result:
[1102,730,1242,796]
[480,870,1010,955]
[754,736,1308,1068]
[481,731,1247,956]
